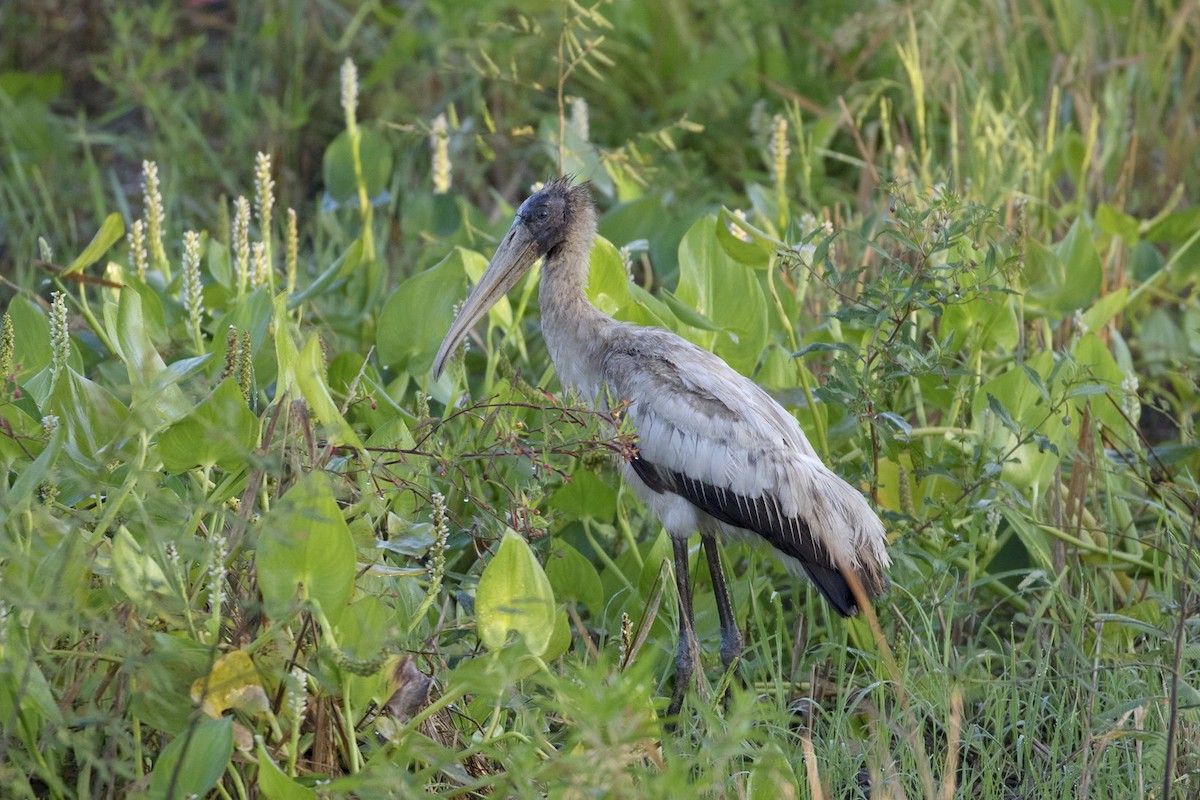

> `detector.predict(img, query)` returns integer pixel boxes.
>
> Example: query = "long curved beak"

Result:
[432,219,540,379]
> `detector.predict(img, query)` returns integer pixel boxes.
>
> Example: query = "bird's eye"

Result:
[537,208,549,220]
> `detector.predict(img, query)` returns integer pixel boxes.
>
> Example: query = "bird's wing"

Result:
[601,327,889,613]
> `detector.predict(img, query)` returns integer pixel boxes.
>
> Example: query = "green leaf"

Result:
[547,470,617,521]
[715,206,778,268]
[0,397,43,466]
[1072,333,1128,434]
[660,289,723,332]
[63,212,124,275]
[106,289,192,426]
[675,215,769,374]
[747,743,800,800]
[1081,288,1128,333]
[112,525,171,609]
[1144,207,1200,246]
[257,738,317,800]
[1096,203,1139,246]
[47,369,129,467]
[148,716,233,800]
[158,378,258,474]
[476,530,557,656]
[940,292,1019,352]
[5,295,52,379]
[274,293,300,399]
[546,540,604,617]
[377,247,488,374]
[542,607,572,662]
[1002,507,1055,572]
[986,393,1020,435]
[585,236,635,320]
[257,472,356,620]
[1023,219,1102,312]
[973,353,1066,490]
[626,282,679,330]
[0,424,61,526]
[322,129,393,203]
[295,334,363,449]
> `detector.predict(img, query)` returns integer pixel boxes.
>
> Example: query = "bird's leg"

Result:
[667,535,698,718]
[702,535,743,671]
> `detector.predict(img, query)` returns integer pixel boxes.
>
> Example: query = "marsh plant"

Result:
[0,1,1197,798]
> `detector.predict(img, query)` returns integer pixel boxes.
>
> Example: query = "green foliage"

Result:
[1,0,1198,798]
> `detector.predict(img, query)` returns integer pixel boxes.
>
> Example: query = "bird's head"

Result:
[433,177,593,378]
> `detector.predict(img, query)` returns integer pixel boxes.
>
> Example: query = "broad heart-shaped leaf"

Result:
[147,716,233,800]
[476,530,557,656]
[971,351,1067,491]
[257,471,356,622]
[63,212,124,274]
[257,738,318,800]
[1023,218,1102,312]
[545,540,604,618]
[38,368,129,468]
[105,289,192,426]
[586,237,677,329]
[1072,332,1130,435]
[940,290,1019,353]
[546,470,617,521]
[377,248,489,374]
[675,215,768,375]
[322,128,393,203]
[158,378,258,474]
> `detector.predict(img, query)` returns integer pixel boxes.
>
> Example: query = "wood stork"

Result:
[433,177,890,715]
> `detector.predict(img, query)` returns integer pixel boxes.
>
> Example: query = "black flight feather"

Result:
[629,455,858,616]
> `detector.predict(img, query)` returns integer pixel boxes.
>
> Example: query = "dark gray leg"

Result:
[702,535,743,670]
[667,536,697,718]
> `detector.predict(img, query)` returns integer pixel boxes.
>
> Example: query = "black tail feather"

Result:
[631,456,878,617]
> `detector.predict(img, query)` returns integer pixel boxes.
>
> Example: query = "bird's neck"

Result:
[539,238,615,402]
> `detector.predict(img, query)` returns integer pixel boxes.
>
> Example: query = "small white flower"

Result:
[340,58,359,127]
[430,114,452,195]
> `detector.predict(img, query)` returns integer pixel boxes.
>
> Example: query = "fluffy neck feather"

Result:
[537,192,614,400]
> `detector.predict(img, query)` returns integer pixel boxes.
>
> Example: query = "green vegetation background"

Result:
[0,1,1197,798]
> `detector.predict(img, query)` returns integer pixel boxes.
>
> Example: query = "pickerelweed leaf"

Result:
[546,540,604,619]
[322,128,394,203]
[377,247,487,374]
[147,716,233,800]
[159,378,257,474]
[257,471,356,622]
[475,530,556,656]
[675,215,768,373]
[106,289,192,426]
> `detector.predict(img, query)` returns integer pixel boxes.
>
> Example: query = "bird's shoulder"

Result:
[599,325,812,454]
